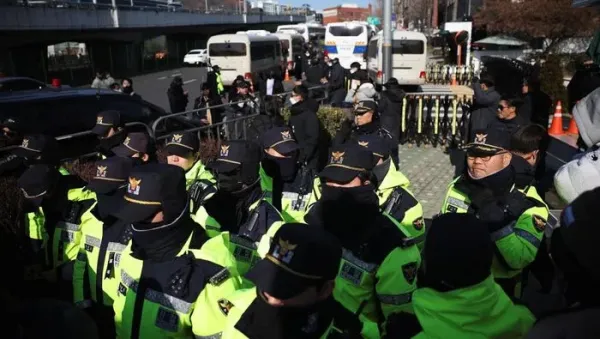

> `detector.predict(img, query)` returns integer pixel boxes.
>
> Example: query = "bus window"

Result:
[328,26,364,37]
[392,40,425,54]
[251,41,276,61]
[209,43,247,56]
[368,40,378,58]
[292,38,304,56]
[280,39,290,58]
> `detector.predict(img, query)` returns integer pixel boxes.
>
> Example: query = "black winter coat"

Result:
[378,84,405,142]
[167,85,188,113]
[289,99,320,169]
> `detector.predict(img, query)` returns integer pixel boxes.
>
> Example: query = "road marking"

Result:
[183,79,197,85]
[171,73,182,77]
[158,76,167,80]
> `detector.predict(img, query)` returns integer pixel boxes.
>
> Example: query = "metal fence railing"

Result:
[425,64,476,86]
[399,93,472,148]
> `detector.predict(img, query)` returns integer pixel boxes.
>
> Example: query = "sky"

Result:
[286,0,371,11]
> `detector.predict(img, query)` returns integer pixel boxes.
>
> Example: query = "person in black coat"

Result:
[257,70,285,96]
[288,85,321,170]
[193,82,223,124]
[521,79,552,127]
[488,96,527,137]
[303,58,326,100]
[470,76,501,139]
[326,58,346,107]
[167,76,188,113]
[378,77,405,167]
[228,75,245,102]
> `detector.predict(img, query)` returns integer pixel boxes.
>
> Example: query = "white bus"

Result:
[273,33,305,70]
[207,33,283,85]
[276,23,326,44]
[366,30,428,86]
[324,21,369,69]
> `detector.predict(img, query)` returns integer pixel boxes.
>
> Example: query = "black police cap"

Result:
[13,134,59,161]
[319,143,375,184]
[466,128,510,156]
[165,132,200,158]
[112,163,187,223]
[262,127,299,156]
[18,164,60,207]
[112,132,151,158]
[87,156,134,194]
[354,101,378,114]
[207,140,256,173]
[246,223,342,300]
[92,110,121,136]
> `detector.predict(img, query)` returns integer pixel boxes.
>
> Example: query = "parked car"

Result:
[0,77,46,92]
[183,49,209,66]
[0,88,194,159]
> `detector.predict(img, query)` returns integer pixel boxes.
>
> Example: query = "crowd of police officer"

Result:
[1,75,599,338]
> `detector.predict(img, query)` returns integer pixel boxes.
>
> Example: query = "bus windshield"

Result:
[392,40,425,54]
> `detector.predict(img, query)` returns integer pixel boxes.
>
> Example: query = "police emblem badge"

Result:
[402,262,418,284]
[127,177,141,195]
[532,214,546,232]
[474,133,487,144]
[220,145,230,157]
[331,151,345,164]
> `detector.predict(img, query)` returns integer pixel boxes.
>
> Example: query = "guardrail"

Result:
[425,64,476,86]
[5,0,308,15]
[400,93,472,148]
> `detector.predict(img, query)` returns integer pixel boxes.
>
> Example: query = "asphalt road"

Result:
[132,66,209,112]
[132,66,297,112]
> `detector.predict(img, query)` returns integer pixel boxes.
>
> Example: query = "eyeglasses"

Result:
[467,151,507,162]
[497,105,507,111]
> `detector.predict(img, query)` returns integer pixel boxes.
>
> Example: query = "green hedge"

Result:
[282,105,348,138]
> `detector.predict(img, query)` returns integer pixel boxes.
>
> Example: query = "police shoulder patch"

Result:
[412,217,425,231]
[402,262,418,285]
[218,298,234,316]
[208,268,230,286]
[532,214,547,233]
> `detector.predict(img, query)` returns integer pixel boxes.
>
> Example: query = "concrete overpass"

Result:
[0,2,306,85]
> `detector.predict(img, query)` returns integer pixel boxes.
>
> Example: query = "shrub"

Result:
[282,105,348,138]
[540,55,568,110]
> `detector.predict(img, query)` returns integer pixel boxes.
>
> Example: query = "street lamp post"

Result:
[382,0,392,82]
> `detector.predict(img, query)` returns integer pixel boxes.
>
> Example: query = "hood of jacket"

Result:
[574,87,600,148]
[554,148,600,204]
[354,83,377,102]
[382,85,405,103]
[413,276,535,339]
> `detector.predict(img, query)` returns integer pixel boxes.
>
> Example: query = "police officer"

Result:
[333,101,394,147]
[260,127,318,223]
[197,140,285,276]
[164,131,215,189]
[386,214,535,338]
[18,164,96,301]
[356,134,425,241]
[304,143,421,328]
[111,132,155,166]
[73,156,134,338]
[91,110,127,158]
[111,163,240,339]
[440,127,549,296]
[219,223,380,339]
[12,133,70,175]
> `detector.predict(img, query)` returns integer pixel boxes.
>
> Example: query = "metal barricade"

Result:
[425,64,475,86]
[400,93,473,148]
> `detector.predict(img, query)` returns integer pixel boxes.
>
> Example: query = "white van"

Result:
[276,23,326,44]
[324,21,369,69]
[207,33,283,85]
[273,33,305,70]
[367,30,428,86]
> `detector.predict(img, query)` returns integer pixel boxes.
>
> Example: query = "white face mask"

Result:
[350,68,358,74]
[305,52,310,56]
[289,97,299,105]
[327,62,333,67]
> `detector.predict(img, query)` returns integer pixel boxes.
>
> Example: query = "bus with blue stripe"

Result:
[324,22,370,69]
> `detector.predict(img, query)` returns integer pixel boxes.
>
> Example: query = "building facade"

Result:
[322,4,372,25]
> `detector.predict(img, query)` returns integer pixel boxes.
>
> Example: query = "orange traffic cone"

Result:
[284,68,290,81]
[451,73,457,86]
[566,116,579,135]
[548,101,564,135]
